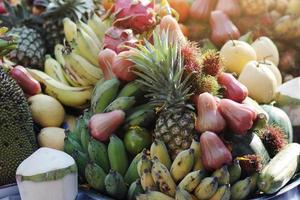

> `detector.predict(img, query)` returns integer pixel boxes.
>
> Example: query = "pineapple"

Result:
[0,1,46,69]
[129,31,196,159]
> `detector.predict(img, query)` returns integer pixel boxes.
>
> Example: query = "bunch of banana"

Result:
[136,139,259,200]
[64,111,145,200]
[0,27,18,56]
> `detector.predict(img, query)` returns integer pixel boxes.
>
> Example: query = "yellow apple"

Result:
[220,40,257,75]
[38,127,66,151]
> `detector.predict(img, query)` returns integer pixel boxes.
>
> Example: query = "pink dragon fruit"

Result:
[112,0,156,34]
[103,27,139,54]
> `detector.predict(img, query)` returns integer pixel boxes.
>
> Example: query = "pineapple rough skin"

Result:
[0,67,37,186]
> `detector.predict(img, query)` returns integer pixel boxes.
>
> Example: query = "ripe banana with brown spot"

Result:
[212,166,230,185]
[209,185,231,200]
[190,138,204,171]
[194,177,218,200]
[170,148,195,182]
[137,150,152,177]
[178,170,207,192]
[175,188,193,200]
[140,168,157,191]
[151,157,176,197]
[231,177,252,200]
[44,54,69,85]
[150,139,172,169]
[137,191,175,200]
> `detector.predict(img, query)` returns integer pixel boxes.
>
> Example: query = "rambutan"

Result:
[181,41,202,72]
[201,50,223,76]
[238,154,262,177]
[198,74,220,96]
[258,124,287,157]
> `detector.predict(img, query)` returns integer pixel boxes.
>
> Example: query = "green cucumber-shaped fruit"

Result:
[85,163,106,192]
[72,150,89,176]
[124,108,156,128]
[261,105,293,143]
[105,96,136,112]
[80,125,90,153]
[124,152,142,185]
[105,170,127,200]
[127,179,144,200]
[64,135,83,155]
[108,135,129,176]
[228,159,242,184]
[258,143,300,194]
[117,80,143,98]
[91,78,120,113]
[226,132,270,166]
[88,138,110,173]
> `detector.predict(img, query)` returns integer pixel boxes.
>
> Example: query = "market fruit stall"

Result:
[1,0,300,200]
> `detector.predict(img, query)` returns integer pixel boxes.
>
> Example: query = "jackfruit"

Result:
[0,66,37,186]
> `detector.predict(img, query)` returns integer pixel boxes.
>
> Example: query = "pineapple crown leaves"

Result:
[41,0,94,21]
[128,30,193,110]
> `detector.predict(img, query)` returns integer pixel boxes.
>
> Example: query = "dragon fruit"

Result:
[103,27,139,54]
[113,0,156,34]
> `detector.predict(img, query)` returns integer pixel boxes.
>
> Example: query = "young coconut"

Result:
[16,147,78,200]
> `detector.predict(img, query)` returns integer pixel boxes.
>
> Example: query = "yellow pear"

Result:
[263,60,282,86]
[252,36,279,66]
[220,40,257,75]
[238,61,277,104]
[28,94,65,127]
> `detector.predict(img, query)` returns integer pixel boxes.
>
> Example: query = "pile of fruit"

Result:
[0,0,300,200]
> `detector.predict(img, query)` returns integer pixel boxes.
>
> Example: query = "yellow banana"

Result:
[63,58,91,87]
[178,170,207,192]
[77,20,102,47]
[212,166,230,185]
[209,185,231,200]
[150,139,172,170]
[190,138,204,171]
[175,188,193,200]
[140,169,157,191]
[137,191,175,200]
[137,151,152,177]
[87,13,110,41]
[54,44,66,66]
[28,69,93,107]
[64,52,102,85]
[151,157,176,197]
[63,18,77,43]
[194,177,218,200]
[231,177,252,200]
[74,28,100,66]
[44,55,69,85]
[170,149,194,182]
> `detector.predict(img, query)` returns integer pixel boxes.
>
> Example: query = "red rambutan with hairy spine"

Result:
[181,41,202,73]
[201,50,223,76]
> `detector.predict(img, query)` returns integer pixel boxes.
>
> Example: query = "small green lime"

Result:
[124,126,152,155]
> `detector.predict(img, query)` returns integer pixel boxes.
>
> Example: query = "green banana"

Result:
[250,173,259,194]
[150,139,172,170]
[127,179,144,200]
[228,159,242,184]
[117,80,144,98]
[87,13,110,41]
[231,177,252,200]
[190,138,204,171]
[178,170,207,192]
[124,152,142,185]
[63,18,77,43]
[126,104,154,116]
[104,96,136,112]
[151,157,176,197]
[137,191,175,200]
[175,188,193,200]
[85,163,106,192]
[54,44,66,66]
[91,78,120,113]
[137,151,152,177]
[77,20,102,47]
[64,134,83,155]
[170,148,195,182]
[209,185,231,200]
[108,135,129,176]
[105,170,127,200]
[88,138,110,173]
[73,116,85,140]
[194,177,218,200]
[72,150,89,176]
[212,166,230,185]
[140,168,157,191]
[80,124,90,153]
[125,107,156,128]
